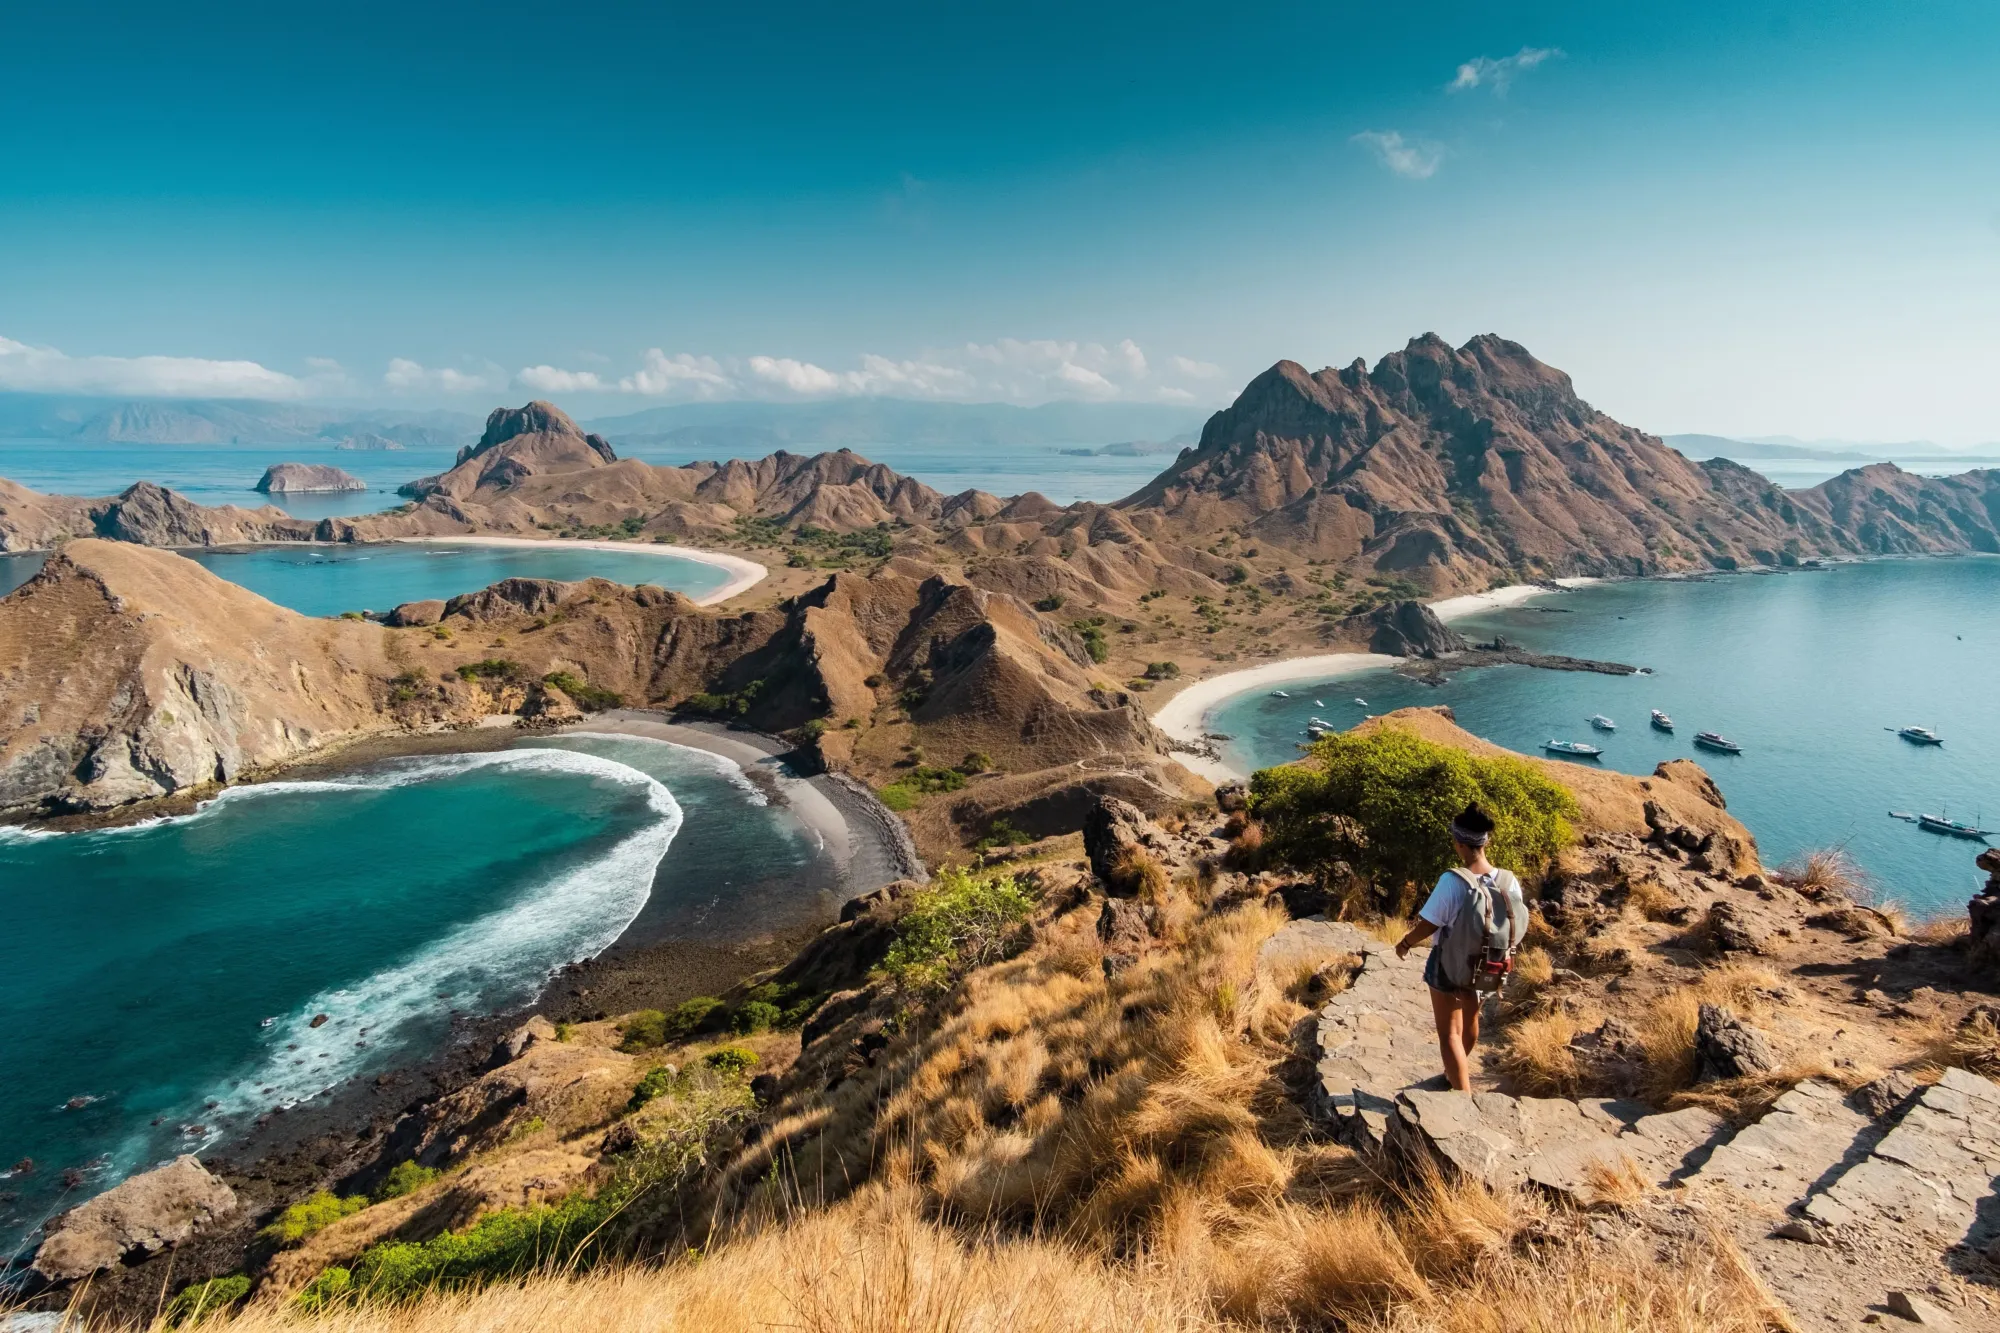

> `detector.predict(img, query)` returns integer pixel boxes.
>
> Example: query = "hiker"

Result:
[1393,804,1528,1092]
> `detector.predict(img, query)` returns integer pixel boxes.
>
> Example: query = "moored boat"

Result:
[1693,731,1742,754]
[1917,813,1990,839]
[1650,709,1673,733]
[1896,725,1943,746]
[1542,739,1603,758]
[1588,714,1615,732]
[1270,690,1289,698]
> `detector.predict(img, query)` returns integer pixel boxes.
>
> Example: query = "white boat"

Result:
[1896,726,1943,746]
[1918,813,1990,839]
[1542,739,1603,758]
[1270,690,1289,698]
[1353,697,1367,706]
[1314,699,1325,707]
[1694,732,1742,754]
[1650,709,1673,733]
[1588,715,1616,732]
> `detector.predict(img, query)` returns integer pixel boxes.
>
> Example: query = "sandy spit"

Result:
[1151,653,1400,783]
[401,535,768,606]
[1151,579,1609,781]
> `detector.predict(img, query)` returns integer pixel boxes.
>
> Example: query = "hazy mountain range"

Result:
[0,392,1208,452]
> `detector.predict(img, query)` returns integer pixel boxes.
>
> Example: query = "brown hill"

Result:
[0,540,401,811]
[0,540,1169,825]
[0,480,320,552]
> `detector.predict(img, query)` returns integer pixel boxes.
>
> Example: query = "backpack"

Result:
[1434,868,1528,992]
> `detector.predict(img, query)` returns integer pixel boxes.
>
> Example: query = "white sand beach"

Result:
[1152,653,1401,782]
[1428,576,1601,623]
[1153,579,1608,781]
[404,535,768,606]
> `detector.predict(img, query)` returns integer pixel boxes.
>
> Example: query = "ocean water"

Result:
[0,541,733,613]
[1209,558,1999,918]
[0,438,459,521]
[0,732,823,1265]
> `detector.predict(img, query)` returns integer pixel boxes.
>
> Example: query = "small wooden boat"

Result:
[1542,739,1603,758]
[1588,715,1616,732]
[1650,710,1673,733]
[1694,732,1742,754]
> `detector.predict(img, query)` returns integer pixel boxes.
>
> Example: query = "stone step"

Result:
[1679,1078,1882,1215]
[1297,923,1456,1150]
[1801,1066,2000,1249]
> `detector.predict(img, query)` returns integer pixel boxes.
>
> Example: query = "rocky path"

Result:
[1264,919,2000,1329]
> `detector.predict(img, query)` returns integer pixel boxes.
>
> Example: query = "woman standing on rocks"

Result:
[1393,805,1528,1092]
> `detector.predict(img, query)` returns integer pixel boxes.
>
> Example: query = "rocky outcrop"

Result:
[1692,1003,1779,1082]
[0,541,404,811]
[0,478,320,552]
[255,463,366,493]
[1969,848,2000,970]
[33,1155,236,1282]
[1351,599,1468,657]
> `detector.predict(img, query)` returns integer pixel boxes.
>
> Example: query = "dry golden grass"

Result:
[1907,914,1970,946]
[1633,961,1791,1107]
[1510,945,1555,993]
[1623,877,1680,922]
[1775,848,1864,901]
[1925,1008,2000,1078]
[162,1183,1790,1333]
[1492,1008,1596,1098]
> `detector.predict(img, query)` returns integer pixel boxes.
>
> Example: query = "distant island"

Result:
[254,463,366,494]
[333,433,406,452]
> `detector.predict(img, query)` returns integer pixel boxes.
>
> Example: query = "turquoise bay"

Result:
[1210,558,1999,919]
[0,733,824,1264]
[0,541,733,613]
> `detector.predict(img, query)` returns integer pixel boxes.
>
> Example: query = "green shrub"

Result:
[704,1046,758,1076]
[730,1000,781,1035]
[880,866,1037,991]
[778,993,825,1028]
[799,717,829,740]
[680,679,764,717]
[974,818,1031,852]
[166,1274,251,1325]
[957,751,992,774]
[454,658,518,681]
[618,1009,668,1051]
[665,995,725,1039]
[877,782,918,812]
[1248,729,1577,912]
[541,670,622,711]
[1069,618,1110,663]
[1032,593,1066,612]
[339,610,365,621]
[374,1161,440,1201]
[260,1190,368,1246]
[294,1266,352,1312]
[628,1065,675,1111]
[1143,660,1181,680]
[878,763,966,810]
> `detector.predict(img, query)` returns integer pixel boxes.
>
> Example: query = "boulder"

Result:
[1082,796,1159,894]
[32,1156,236,1282]
[1704,900,1769,954]
[1968,848,2000,968]
[386,599,447,628]
[1692,1004,1777,1083]
[1567,1017,1647,1098]
[1213,782,1248,813]
[1097,896,1158,974]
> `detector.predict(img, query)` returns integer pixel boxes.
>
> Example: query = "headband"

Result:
[1450,822,1491,847]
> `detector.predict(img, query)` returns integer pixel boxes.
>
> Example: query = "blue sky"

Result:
[3,1,1998,441]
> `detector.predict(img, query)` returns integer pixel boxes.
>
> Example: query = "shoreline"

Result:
[1150,579,1599,782]
[3,712,914,1293]
[393,534,768,606]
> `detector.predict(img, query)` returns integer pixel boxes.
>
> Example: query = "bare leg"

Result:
[1429,986,1473,1092]
[1463,994,1482,1055]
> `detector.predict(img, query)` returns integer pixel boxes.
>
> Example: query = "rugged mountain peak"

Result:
[478,401,596,451]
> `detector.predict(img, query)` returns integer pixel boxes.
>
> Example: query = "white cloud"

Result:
[1448,46,1563,95]
[516,364,606,393]
[0,333,325,399]
[383,358,502,395]
[1171,355,1224,379]
[618,349,733,397]
[1351,130,1444,180]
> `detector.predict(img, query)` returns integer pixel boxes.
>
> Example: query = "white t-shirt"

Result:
[1419,870,1480,931]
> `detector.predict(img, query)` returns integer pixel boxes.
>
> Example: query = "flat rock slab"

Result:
[1805,1066,2000,1244]
[1687,1079,1877,1211]
[1304,926,1460,1148]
